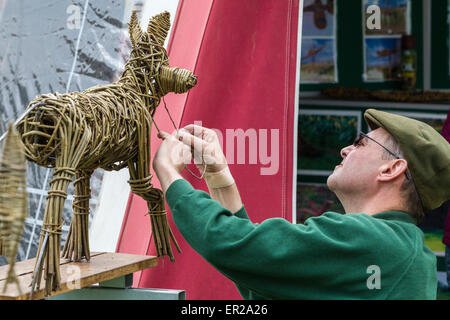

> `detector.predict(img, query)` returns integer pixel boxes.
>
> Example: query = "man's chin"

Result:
[326,172,337,191]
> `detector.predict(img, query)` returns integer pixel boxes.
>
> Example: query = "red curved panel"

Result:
[117,0,300,300]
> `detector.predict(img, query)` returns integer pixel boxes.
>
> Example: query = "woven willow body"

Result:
[16,11,197,296]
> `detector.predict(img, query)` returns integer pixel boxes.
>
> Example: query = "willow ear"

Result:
[147,11,171,45]
[128,10,143,49]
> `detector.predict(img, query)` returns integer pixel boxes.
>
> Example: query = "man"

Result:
[153,109,450,299]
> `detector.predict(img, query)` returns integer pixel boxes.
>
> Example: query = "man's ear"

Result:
[377,159,408,182]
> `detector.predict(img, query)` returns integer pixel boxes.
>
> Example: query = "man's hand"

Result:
[153,125,243,213]
[153,130,192,192]
[176,124,243,213]
[176,124,228,173]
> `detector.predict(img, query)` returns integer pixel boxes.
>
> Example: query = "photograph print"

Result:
[364,37,402,81]
[300,38,337,83]
[303,0,335,37]
[298,110,361,175]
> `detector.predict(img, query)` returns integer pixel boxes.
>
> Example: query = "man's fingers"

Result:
[158,130,180,143]
[157,130,171,140]
[176,129,207,151]
[171,143,192,165]
[182,124,210,137]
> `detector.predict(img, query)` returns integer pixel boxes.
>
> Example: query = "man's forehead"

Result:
[367,127,390,140]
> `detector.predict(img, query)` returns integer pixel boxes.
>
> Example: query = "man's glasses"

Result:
[353,132,411,180]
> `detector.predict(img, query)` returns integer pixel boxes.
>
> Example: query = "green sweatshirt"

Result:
[166,179,437,300]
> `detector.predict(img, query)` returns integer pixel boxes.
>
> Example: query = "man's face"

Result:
[327,128,391,196]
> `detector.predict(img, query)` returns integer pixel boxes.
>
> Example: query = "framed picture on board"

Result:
[298,109,361,176]
[301,0,338,84]
[362,0,410,82]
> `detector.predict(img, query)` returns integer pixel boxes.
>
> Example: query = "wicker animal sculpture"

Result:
[0,123,28,295]
[15,11,197,296]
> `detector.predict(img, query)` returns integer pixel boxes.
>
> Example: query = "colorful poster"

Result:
[296,183,344,224]
[300,0,337,83]
[298,110,361,175]
[364,37,402,81]
[303,0,335,37]
[301,38,337,83]
[363,0,410,82]
[364,0,409,35]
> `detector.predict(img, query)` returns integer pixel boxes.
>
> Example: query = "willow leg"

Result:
[126,108,180,261]
[147,188,181,261]
[32,168,74,296]
[3,263,20,295]
[62,170,92,262]
[127,171,180,261]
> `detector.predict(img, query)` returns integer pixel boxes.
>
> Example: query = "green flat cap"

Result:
[364,109,450,211]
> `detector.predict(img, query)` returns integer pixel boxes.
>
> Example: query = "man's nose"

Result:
[340,145,353,159]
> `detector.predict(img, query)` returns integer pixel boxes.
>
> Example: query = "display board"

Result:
[300,0,423,91]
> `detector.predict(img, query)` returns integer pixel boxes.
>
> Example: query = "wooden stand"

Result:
[0,252,158,300]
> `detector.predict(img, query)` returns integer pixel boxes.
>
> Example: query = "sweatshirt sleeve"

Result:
[165,179,411,299]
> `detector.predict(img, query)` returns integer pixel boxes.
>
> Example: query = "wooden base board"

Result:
[0,252,158,300]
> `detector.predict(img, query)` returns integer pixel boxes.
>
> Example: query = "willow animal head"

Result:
[121,11,197,115]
